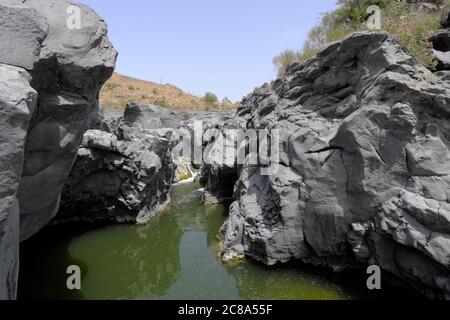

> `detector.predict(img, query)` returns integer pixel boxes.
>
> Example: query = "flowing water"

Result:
[19,182,422,300]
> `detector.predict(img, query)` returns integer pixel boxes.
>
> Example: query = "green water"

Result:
[19,182,422,300]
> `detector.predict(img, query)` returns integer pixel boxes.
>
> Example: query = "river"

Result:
[18,182,422,300]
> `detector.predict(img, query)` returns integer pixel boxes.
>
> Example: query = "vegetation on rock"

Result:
[273,0,448,75]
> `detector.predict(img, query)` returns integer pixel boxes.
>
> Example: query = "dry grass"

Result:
[383,2,442,70]
[100,72,236,112]
[273,0,448,74]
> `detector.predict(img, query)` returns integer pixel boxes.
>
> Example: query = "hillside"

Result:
[100,72,235,111]
[273,0,450,75]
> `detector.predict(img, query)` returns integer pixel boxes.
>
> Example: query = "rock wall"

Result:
[0,66,37,300]
[124,103,182,129]
[58,106,176,225]
[58,104,236,224]
[212,32,450,299]
[0,0,116,299]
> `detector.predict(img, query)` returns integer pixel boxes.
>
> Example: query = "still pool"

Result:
[18,182,422,300]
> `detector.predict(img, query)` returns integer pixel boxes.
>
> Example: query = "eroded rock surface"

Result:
[59,104,236,224]
[124,103,181,129]
[432,11,450,70]
[212,32,450,299]
[0,0,116,299]
[58,125,175,225]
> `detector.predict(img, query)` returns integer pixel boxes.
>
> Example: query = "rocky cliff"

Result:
[57,104,236,224]
[58,104,177,225]
[1,0,449,302]
[0,0,116,299]
[204,32,450,299]
[433,12,450,70]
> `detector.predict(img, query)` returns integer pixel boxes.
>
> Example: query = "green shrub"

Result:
[273,0,443,74]
[203,92,218,105]
[155,98,168,108]
[273,49,301,76]
[222,97,232,105]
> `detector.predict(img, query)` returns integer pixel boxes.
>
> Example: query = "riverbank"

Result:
[18,182,423,300]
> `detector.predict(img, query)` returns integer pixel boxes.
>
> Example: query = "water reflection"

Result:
[19,182,422,300]
[67,214,183,299]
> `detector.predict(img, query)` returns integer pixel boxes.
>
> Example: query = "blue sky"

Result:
[81,0,338,102]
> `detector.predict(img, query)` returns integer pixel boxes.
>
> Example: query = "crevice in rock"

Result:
[305,145,345,154]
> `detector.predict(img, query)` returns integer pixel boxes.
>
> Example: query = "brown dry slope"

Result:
[100,72,236,111]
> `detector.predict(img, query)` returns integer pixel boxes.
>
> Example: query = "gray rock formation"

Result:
[210,32,450,299]
[178,110,239,204]
[93,109,122,133]
[441,9,450,28]
[58,104,237,224]
[0,0,116,299]
[199,123,240,205]
[58,100,241,225]
[0,65,37,300]
[58,126,176,225]
[432,11,450,70]
[432,28,450,70]
[200,165,239,205]
[124,103,182,129]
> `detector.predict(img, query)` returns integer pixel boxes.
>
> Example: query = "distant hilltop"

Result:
[100,72,237,112]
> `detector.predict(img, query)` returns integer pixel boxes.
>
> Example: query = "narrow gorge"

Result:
[0,0,449,301]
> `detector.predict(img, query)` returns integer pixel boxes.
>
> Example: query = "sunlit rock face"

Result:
[213,32,450,299]
[58,126,176,225]
[0,0,116,299]
[58,104,181,225]
[0,65,37,300]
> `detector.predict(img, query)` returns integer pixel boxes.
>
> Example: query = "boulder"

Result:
[431,28,450,71]
[58,127,175,225]
[208,32,450,299]
[123,103,181,129]
[58,106,236,224]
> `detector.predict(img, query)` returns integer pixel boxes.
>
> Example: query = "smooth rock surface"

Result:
[0,0,116,299]
[124,103,181,129]
[13,0,117,241]
[433,49,450,70]
[0,64,37,300]
[58,126,175,224]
